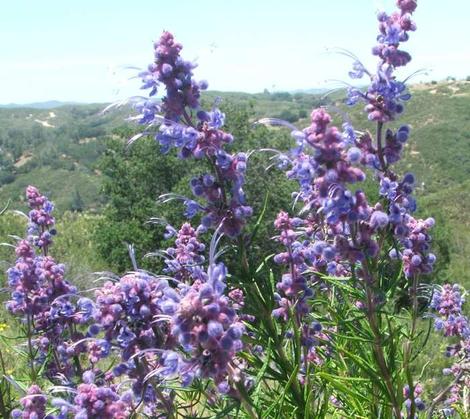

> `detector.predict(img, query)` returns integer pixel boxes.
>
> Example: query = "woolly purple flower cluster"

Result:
[11,385,48,419]
[288,109,366,217]
[6,186,72,317]
[88,224,246,406]
[93,272,174,361]
[376,173,436,280]
[431,284,465,318]
[389,216,436,278]
[6,200,246,416]
[161,262,245,389]
[52,372,134,419]
[25,185,56,249]
[188,150,252,237]
[431,284,469,338]
[272,211,312,320]
[272,211,332,367]
[138,31,207,122]
[273,109,392,277]
[163,222,206,282]
[5,187,95,380]
[403,383,426,412]
[65,383,132,418]
[430,283,470,414]
[347,0,417,121]
[136,31,252,237]
[86,272,173,414]
[13,377,136,419]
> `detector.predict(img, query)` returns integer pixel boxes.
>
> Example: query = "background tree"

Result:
[94,126,191,272]
[70,187,84,212]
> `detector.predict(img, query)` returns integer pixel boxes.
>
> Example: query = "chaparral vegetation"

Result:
[0,0,469,418]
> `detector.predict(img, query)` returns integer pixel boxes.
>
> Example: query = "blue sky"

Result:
[1,0,469,103]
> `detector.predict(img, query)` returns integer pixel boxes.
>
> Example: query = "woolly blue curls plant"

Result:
[2,0,469,418]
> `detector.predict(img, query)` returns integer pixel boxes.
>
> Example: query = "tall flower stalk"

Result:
[136,32,252,238]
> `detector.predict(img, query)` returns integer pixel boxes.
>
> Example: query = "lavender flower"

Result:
[430,283,470,412]
[165,262,245,386]
[403,383,426,412]
[94,272,174,361]
[135,32,252,237]
[272,211,311,319]
[5,187,89,380]
[11,385,47,419]
[163,222,206,282]
[346,2,417,121]
[431,284,465,317]
[53,379,134,419]
[271,211,334,369]
[139,31,206,122]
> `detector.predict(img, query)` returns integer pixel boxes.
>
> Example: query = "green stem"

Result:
[26,313,37,383]
[235,381,258,419]
[68,323,83,377]
[353,225,400,416]
[0,349,10,418]
[403,275,419,418]
[264,313,304,413]
[375,121,387,173]
[0,347,8,419]
[0,388,7,419]
[51,347,63,374]
[238,236,250,278]
[426,371,463,419]
[365,284,402,418]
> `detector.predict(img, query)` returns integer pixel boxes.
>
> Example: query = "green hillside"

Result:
[0,104,125,212]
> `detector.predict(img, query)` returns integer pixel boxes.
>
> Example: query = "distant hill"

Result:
[0,100,85,109]
[0,103,130,212]
[290,87,329,94]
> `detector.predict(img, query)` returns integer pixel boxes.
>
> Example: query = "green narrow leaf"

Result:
[263,365,299,418]
[248,191,270,245]
[0,200,10,216]
[337,347,388,395]
[214,402,239,418]
[252,342,273,407]
[318,373,369,412]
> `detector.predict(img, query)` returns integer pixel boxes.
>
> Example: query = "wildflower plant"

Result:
[2,0,470,418]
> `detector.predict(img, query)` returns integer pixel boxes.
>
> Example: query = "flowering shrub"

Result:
[1,0,469,418]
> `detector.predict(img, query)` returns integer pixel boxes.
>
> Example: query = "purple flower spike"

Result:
[168,262,245,386]
[94,272,174,360]
[133,32,252,237]
[163,223,206,283]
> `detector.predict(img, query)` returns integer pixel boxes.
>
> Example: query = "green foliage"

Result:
[0,213,24,268]
[70,188,85,212]
[52,212,108,285]
[0,104,128,211]
[94,131,194,273]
